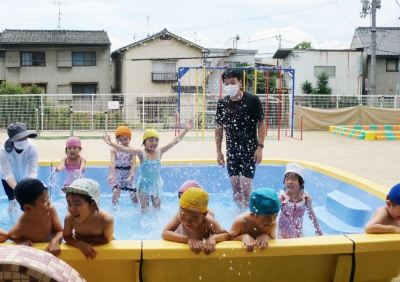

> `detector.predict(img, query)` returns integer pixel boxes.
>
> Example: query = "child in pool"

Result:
[55,136,86,186]
[162,188,229,255]
[108,126,138,208]
[229,188,279,252]
[8,178,63,256]
[178,180,215,218]
[62,178,114,260]
[365,183,400,234]
[102,119,193,210]
[278,162,323,238]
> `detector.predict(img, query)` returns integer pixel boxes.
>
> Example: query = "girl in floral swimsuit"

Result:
[108,126,138,208]
[278,162,323,238]
[103,119,193,210]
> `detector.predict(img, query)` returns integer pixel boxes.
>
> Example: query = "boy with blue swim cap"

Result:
[365,183,400,234]
[229,188,280,252]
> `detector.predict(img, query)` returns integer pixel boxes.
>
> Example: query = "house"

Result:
[111,28,209,123]
[205,47,258,95]
[0,29,111,98]
[350,27,400,95]
[273,49,363,96]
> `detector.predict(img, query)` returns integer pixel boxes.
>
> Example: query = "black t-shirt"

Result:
[215,91,264,151]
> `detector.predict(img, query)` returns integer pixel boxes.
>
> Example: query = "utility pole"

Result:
[276,31,281,49]
[360,0,381,96]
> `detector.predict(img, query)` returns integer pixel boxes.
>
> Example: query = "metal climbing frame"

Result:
[176,66,296,140]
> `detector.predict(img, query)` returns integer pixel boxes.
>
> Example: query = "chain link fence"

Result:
[0,93,399,133]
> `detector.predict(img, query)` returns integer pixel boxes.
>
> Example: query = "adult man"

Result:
[0,122,39,213]
[215,69,265,209]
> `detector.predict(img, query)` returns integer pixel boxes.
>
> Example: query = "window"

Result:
[314,66,336,77]
[386,58,399,72]
[72,84,97,98]
[0,51,5,58]
[20,52,45,66]
[72,52,96,66]
[152,62,177,82]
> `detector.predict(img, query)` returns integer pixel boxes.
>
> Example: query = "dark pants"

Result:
[1,179,15,201]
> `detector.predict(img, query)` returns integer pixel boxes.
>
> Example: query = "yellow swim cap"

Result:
[143,129,159,141]
[179,187,209,213]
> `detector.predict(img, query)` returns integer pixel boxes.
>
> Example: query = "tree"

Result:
[301,80,313,94]
[294,41,312,49]
[0,82,43,94]
[314,71,332,94]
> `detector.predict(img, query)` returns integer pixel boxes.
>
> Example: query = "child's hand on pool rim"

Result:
[203,236,217,255]
[187,238,204,254]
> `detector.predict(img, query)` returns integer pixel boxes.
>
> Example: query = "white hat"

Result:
[285,162,305,179]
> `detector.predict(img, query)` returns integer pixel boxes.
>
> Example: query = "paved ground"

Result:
[0,129,398,189]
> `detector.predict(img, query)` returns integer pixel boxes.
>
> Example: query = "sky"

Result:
[1,0,399,57]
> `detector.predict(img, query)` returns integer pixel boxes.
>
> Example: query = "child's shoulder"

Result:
[97,209,114,223]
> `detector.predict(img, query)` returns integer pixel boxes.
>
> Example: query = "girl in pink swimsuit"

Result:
[55,137,86,186]
[278,162,323,238]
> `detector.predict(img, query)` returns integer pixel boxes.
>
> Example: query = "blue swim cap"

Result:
[249,188,280,215]
[388,183,400,205]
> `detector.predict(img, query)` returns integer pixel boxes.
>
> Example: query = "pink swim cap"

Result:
[66,136,81,148]
[179,180,203,193]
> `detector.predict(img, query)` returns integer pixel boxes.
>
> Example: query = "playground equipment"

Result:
[330,125,400,140]
[176,66,297,141]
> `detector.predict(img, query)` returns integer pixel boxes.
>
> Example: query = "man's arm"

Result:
[215,124,225,168]
[254,120,266,165]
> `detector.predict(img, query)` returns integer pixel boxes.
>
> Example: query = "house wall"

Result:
[281,50,362,96]
[0,56,5,80]
[121,37,204,121]
[1,44,110,94]
[367,58,400,95]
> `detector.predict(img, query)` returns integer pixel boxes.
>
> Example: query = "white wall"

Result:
[281,50,363,96]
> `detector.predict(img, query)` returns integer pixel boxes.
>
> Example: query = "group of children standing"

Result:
[1,122,398,259]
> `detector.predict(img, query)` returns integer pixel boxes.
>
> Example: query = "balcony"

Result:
[152,72,178,82]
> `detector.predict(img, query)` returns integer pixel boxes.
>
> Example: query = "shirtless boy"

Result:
[8,178,63,256]
[62,178,114,259]
[229,188,280,252]
[162,188,229,255]
[365,183,400,234]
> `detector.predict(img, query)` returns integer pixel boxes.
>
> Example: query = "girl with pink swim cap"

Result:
[55,136,86,186]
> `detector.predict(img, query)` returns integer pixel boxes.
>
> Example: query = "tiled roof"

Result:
[354,27,400,56]
[112,28,206,54]
[0,29,111,45]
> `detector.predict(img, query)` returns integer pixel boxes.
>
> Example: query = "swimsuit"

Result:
[137,148,163,197]
[64,158,84,186]
[278,190,309,238]
[112,149,136,192]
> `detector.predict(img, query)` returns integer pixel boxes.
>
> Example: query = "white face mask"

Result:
[13,139,29,150]
[224,84,239,97]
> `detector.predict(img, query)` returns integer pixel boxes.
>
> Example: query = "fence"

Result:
[0,93,399,133]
